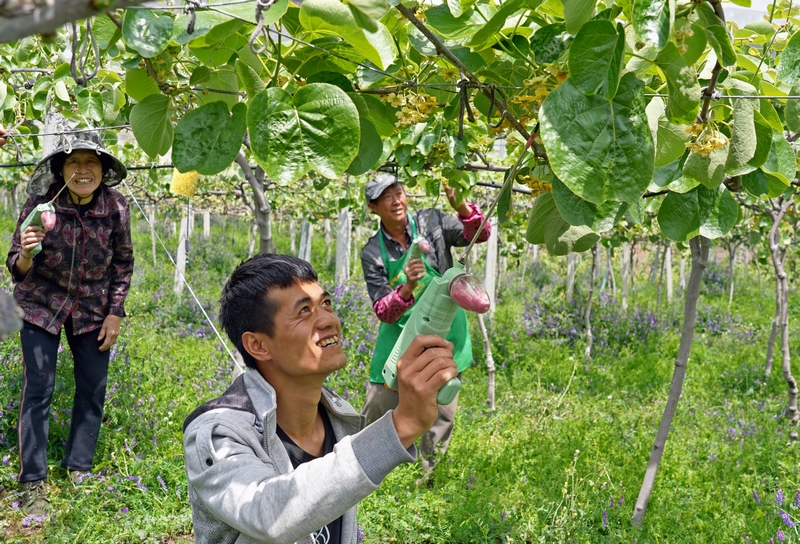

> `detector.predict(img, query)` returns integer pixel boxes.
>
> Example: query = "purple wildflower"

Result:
[501,510,507,522]
[1,455,8,466]
[603,510,608,528]
[467,474,475,490]
[11,501,19,510]
[776,530,785,542]
[777,488,784,506]
[753,490,761,504]
[780,510,795,528]
[157,475,168,493]
[121,507,129,514]
[794,490,800,509]
[357,524,364,543]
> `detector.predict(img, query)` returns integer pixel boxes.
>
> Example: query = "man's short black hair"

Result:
[219,253,318,369]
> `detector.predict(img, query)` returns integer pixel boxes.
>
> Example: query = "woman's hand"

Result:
[19,226,48,259]
[98,314,122,351]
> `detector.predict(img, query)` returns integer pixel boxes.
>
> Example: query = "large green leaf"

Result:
[786,82,800,133]
[724,83,757,176]
[76,89,104,123]
[172,12,229,44]
[539,72,654,205]
[551,176,627,232]
[346,118,383,175]
[173,101,247,176]
[196,67,239,109]
[247,83,361,183]
[761,131,797,184]
[530,23,572,64]
[344,0,390,33]
[657,185,738,241]
[646,97,690,167]
[695,2,736,67]
[125,68,161,102]
[563,0,595,34]
[683,145,729,189]
[525,191,600,255]
[424,4,486,39]
[122,9,174,58]
[568,20,624,99]
[632,0,673,51]
[129,94,173,157]
[92,14,121,50]
[468,0,527,50]
[299,0,396,69]
[654,42,701,124]
[747,111,773,170]
[235,60,266,100]
[777,30,800,86]
[497,170,514,226]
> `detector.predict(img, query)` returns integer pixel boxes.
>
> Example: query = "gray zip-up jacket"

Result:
[183,370,416,544]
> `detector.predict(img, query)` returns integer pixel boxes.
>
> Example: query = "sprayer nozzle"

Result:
[449,274,491,314]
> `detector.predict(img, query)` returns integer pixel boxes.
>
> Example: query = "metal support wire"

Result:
[121,179,245,373]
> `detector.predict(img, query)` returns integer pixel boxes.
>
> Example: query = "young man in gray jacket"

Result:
[183,253,457,544]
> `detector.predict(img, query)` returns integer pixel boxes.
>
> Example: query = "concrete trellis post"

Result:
[334,207,351,286]
[174,215,188,297]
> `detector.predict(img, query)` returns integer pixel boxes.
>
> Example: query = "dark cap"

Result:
[365,172,402,202]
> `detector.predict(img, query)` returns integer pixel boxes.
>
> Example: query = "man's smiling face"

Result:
[258,281,345,379]
[368,184,407,226]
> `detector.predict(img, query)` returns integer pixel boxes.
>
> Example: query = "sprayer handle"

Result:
[437,376,461,405]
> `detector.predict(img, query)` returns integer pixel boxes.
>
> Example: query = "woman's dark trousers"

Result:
[18,320,110,482]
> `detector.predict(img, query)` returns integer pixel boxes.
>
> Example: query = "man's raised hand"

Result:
[391,335,457,449]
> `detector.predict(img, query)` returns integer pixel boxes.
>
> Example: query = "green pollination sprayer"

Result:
[382,235,492,405]
[18,171,74,256]
[20,203,57,255]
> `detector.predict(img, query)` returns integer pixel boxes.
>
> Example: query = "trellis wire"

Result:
[120,178,245,373]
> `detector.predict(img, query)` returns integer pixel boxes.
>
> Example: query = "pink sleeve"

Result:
[373,286,415,323]
[458,203,491,243]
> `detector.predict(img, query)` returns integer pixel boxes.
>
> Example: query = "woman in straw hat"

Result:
[5,130,134,516]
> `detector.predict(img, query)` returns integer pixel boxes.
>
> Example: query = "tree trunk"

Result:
[767,201,799,439]
[649,243,661,286]
[174,214,189,297]
[235,153,275,254]
[484,217,499,318]
[632,236,709,528]
[0,0,147,44]
[584,243,598,371]
[766,279,779,378]
[665,243,673,303]
[334,207,352,286]
[565,252,576,305]
[477,313,496,413]
[621,242,630,311]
